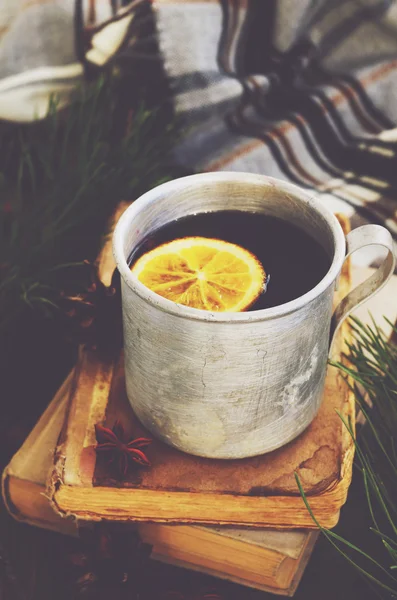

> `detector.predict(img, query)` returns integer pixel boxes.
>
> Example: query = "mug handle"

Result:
[330,224,395,350]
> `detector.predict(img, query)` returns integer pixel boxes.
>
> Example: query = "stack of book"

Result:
[2,211,356,597]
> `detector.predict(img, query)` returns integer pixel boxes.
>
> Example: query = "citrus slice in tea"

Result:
[131,237,265,312]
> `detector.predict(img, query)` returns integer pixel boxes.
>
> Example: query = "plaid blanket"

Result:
[151,0,397,266]
[1,0,397,265]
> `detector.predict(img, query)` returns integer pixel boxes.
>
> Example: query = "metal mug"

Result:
[113,172,395,459]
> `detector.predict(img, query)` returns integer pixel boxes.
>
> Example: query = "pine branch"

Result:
[0,73,178,336]
[298,316,397,599]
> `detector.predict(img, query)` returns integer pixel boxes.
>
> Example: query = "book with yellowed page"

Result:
[41,212,355,531]
[2,376,318,596]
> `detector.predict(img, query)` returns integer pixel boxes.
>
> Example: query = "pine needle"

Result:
[298,317,397,599]
[0,74,178,334]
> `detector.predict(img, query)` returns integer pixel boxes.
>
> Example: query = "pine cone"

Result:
[67,527,152,599]
[60,261,122,353]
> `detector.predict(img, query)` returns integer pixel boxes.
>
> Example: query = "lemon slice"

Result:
[131,237,265,312]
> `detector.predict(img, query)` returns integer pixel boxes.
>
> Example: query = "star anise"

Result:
[95,421,152,475]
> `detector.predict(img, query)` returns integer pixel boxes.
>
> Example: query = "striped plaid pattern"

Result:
[0,0,146,121]
[152,0,397,266]
[1,0,397,265]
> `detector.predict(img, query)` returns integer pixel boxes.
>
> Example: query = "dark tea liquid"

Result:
[129,211,331,310]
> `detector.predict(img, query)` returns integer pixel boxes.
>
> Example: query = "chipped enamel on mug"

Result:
[113,173,395,459]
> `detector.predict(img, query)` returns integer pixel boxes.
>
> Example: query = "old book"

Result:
[46,213,355,529]
[2,380,318,597]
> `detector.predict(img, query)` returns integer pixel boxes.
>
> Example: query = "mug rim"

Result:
[113,172,346,322]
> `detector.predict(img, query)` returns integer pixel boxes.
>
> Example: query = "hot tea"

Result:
[129,211,331,311]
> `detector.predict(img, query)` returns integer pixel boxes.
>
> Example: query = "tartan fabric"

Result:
[151,0,397,265]
[0,0,145,121]
[1,0,397,265]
